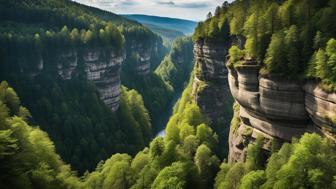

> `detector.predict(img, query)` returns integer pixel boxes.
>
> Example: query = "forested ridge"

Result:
[0,0,169,173]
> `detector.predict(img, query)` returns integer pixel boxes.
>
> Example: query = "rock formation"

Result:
[128,40,153,76]
[32,48,124,112]
[57,51,78,80]
[227,59,336,162]
[82,48,124,111]
[192,40,233,127]
[304,82,336,139]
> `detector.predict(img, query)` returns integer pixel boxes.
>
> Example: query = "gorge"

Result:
[1,0,336,189]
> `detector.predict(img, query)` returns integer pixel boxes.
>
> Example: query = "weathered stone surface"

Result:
[192,41,233,127]
[304,82,336,138]
[228,62,309,127]
[259,77,308,121]
[82,48,123,112]
[34,48,125,112]
[192,76,233,126]
[227,60,321,162]
[57,51,78,80]
[194,41,229,81]
[128,40,152,76]
[227,60,336,162]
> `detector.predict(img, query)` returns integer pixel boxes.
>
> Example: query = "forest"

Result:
[2,80,336,189]
[0,0,169,173]
[1,0,336,188]
[155,36,194,92]
[194,0,336,89]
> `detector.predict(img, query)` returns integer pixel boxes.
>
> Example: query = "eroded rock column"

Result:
[192,40,233,132]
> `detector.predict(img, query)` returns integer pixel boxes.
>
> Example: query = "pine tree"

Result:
[285,25,301,77]
[264,31,286,74]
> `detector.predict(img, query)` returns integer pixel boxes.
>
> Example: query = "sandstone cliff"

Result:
[192,40,233,127]
[33,48,124,112]
[191,40,234,157]
[123,34,165,76]
[227,60,336,162]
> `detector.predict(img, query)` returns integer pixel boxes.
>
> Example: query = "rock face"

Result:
[192,40,233,129]
[34,48,124,112]
[304,82,336,139]
[227,60,336,162]
[193,41,229,82]
[128,41,153,76]
[57,51,78,80]
[82,48,123,111]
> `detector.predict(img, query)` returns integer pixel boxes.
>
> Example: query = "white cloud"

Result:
[73,0,234,21]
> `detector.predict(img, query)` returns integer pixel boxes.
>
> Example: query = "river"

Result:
[154,88,184,137]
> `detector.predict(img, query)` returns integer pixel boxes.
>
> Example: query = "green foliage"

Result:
[307,38,336,91]
[85,77,217,189]
[151,162,188,189]
[245,136,264,171]
[264,25,302,78]
[155,37,194,92]
[121,70,173,131]
[0,81,82,189]
[0,0,169,173]
[264,31,286,75]
[243,13,259,59]
[215,133,336,189]
[194,0,335,80]
[239,170,266,189]
[8,76,152,173]
[228,46,244,67]
[195,144,220,187]
[230,103,241,135]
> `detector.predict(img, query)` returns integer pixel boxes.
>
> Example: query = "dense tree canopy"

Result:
[215,133,336,189]
[0,0,169,173]
[194,0,336,84]
[155,37,194,92]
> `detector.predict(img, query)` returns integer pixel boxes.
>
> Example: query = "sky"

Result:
[73,0,234,21]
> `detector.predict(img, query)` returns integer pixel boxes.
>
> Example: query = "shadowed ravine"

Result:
[155,88,184,137]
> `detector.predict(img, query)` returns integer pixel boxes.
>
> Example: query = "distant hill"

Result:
[144,23,184,40]
[123,14,197,48]
[123,14,197,35]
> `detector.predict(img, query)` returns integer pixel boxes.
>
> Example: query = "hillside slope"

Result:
[0,0,166,173]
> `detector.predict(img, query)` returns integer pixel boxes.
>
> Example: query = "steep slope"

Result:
[154,36,194,131]
[191,35,234,158]
[156,36,194,92]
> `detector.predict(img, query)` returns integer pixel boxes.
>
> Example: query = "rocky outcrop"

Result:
[82,48,123,111]
[194,41,229,82]
[304,82,336,140]
[227,59,336,162]
[33,48,124,112]
[192,40,233,129]
[57,51,78,80]
[128,41,153,75]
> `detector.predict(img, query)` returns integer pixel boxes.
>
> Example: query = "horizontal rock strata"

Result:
[227,60,334,162]
[192,41,233,127]
[33,48,124,112]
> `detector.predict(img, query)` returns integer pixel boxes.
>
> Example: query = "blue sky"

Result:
[73,0,234,21]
